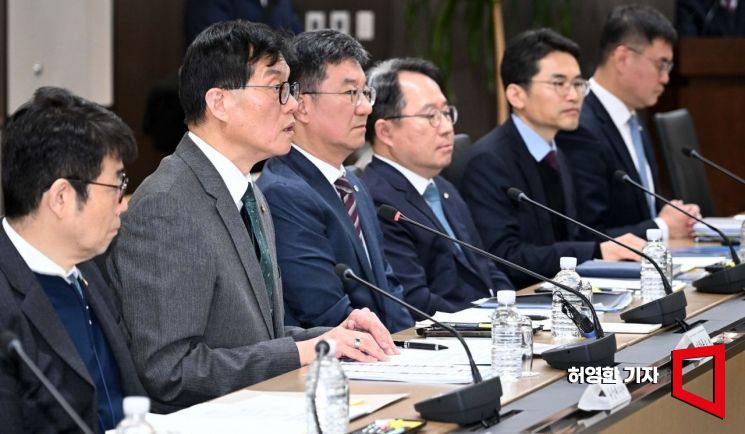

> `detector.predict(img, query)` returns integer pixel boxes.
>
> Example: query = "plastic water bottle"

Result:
[551,257,582,340]
[579,279,594,321]
[641,229,669,303]
[306,340,349,434]
[491,290,522,380]
[115,396,155,434]
[739,220,745,263]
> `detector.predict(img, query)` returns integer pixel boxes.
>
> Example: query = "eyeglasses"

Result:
[624,46,674,75]
[528,79,590,97]
[383,105,458,128]
[301,87,377,107]
[239,81,299,105]
[67,175,129,203]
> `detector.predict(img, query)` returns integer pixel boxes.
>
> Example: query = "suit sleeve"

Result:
[0,355,23,434]
[261,182,355,328]
[557,128,658,239]
[461,148,597,288]
[108,191,302,408]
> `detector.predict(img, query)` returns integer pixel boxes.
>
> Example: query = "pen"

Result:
[394,340,448,351]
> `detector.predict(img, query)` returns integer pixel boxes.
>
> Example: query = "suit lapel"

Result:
[435,179,484,278]
[0,231,93,385]
[284,148,377,283]
[175,136,274,337]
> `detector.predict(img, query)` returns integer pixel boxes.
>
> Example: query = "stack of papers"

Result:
[693,217,741,241]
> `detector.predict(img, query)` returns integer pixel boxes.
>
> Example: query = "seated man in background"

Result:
[259,30,414,332]
[361,57,514,315]
[0,87,144,432]
[108,21,396,412]
[461,29,643,288]
[557,4,699,240]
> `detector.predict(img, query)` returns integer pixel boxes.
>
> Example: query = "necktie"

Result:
[70,275,85,300]
[241,184,274,307]
[628,114,656,218]
[334,176,364,243]
[423,182,463,254]
[542,149,560,171]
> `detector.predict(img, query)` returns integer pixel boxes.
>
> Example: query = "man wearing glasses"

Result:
[461,29,643,288]
[258,30,414,332]
[557,5,700,240]
[108,22,397,412]
[0,87,144,432]
[360,57,514,315]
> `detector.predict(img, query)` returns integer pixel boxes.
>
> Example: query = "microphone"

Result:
[376,205,616,371]
[335,264,501,426]
[0,331,95,434]
[681,147,745,186]
[507,188,688,327]
[615,170,745,294]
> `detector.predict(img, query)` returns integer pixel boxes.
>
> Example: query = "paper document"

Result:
[600,322,661,334]
[105,391,408,434]
[693,217,741,238]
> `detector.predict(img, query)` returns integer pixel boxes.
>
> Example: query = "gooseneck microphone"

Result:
[615,170,745,293]
[507,188,688,326]
[376,205,616,370]
[335,264,501,426]
[681,147,745,186]
[0,331,95,434]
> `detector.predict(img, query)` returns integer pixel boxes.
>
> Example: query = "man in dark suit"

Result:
[258,30,414,332]
[360,57,514,315]
[557,5,700,241]
[0,87,145,433]
[108,22,397,412]
[461,29,643,288]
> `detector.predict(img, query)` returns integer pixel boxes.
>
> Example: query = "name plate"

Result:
[674,325,713,351]
[578,381,631,411]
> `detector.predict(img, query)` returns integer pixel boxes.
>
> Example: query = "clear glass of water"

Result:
[520,315,538,377]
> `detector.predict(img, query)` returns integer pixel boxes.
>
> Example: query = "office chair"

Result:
[654,109,717,216]
[440,133,473,189]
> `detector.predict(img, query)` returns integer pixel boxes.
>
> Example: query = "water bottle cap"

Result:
[496,290,515,305]
[560,257,577,269]
[646,229,662,241]
[122,396,150,416]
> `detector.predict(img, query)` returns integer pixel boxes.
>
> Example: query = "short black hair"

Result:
[599,4,677,63]
[179,20,292,125]
[500,28,581,89]
[2,86,137,219]
[365,57,443,143]
[289,29,370,92]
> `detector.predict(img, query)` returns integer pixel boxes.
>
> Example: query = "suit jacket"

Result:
[107,134,326,412]
[258,148,414,332]
[556,91,661,239]
[461,117,598,288]
[0,230,145,433]
[361,158,514,315]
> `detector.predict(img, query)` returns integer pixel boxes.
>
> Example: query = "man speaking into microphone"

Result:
[361,57,514,316]
[461,29,644,288]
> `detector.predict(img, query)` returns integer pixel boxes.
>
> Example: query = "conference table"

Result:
[244,240,745,433]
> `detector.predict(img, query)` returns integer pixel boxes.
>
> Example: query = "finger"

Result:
[340,333,386,362]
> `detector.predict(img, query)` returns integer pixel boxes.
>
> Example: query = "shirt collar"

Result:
[2,218,80,283]
[292,144,346,185]
[511,114,556,162]
[189,132,252,209]
[589,78,636,130]
[373,154,432,195]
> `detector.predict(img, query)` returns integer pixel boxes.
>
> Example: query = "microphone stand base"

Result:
[693,263,745,294]
[542,333,617,370]
[620,290,687,325]
[414,375,502,426]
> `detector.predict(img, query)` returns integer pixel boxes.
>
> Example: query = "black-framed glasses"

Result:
[239,81,299,105]
[383,105,458,128]
[67,175,129,203]
[528,79,590,97]
[301,87,377,107]
[624,45,674,75]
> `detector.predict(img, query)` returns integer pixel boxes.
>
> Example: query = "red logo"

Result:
[671,344,725,419]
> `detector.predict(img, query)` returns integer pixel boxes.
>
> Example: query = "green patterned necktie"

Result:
[241,183,274,308]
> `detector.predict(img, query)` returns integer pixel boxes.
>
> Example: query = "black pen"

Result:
[394,340,448,351]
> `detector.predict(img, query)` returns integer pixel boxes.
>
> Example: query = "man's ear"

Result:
[204,88,229,122]
[505,83,526,111]
[374,119,395,148]
[293,94,312,124]
[44,179,77,219]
